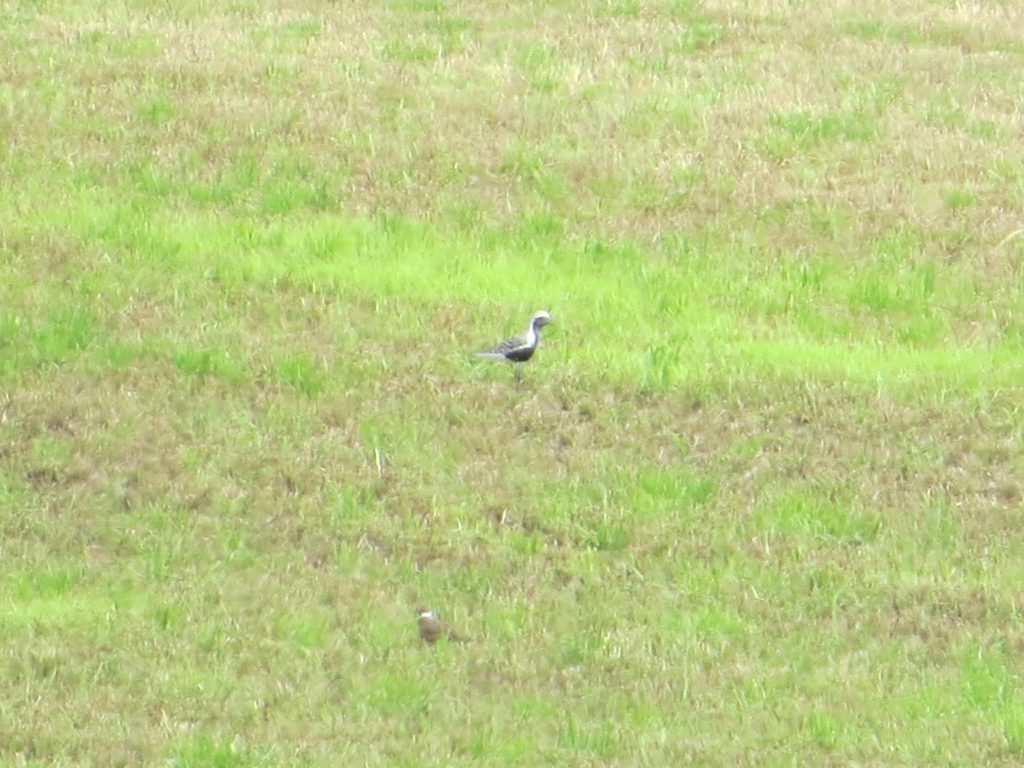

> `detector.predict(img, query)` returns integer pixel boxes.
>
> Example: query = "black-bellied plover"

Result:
[476,310,552,382]
[417,607,465,645]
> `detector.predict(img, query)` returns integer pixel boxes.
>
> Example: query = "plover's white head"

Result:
[532,310,552,329]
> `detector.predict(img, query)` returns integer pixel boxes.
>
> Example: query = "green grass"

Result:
[3,0,1024,765]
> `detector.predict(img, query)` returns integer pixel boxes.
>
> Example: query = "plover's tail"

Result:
[476,350,512,362]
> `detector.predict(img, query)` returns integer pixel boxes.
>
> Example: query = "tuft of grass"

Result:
[30,307,95,367]
[587,523,631,552]
[362,674,433,718]
[755,487,882,546]
[761,110,878,159]
[173,347,246,384]
[273,353,326,396]
[168,734,265,768]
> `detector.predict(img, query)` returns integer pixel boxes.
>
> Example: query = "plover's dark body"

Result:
[477,310,552,382]
[417,607,464,645]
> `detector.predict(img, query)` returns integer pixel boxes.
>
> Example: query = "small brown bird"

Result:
[417,607,465,645]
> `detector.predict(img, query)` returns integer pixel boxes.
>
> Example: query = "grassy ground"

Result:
[3,0,1024,764]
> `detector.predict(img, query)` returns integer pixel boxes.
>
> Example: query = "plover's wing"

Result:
[477,333,530,361]
[419,617,441,644]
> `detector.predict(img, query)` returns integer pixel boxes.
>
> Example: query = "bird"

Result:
[417,607,465,645]
[476,310,553,382]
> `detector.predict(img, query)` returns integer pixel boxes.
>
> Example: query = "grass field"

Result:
[3,0,1024,764]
